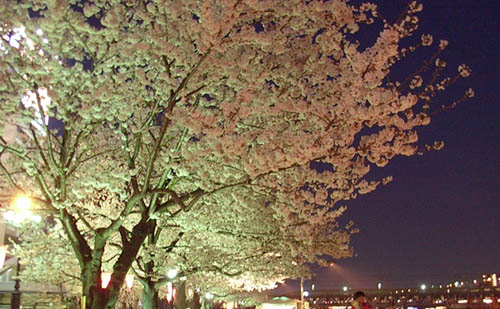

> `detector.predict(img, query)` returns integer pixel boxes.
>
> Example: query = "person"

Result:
[349,291,372,309]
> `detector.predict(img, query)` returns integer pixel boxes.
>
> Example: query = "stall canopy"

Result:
[261,296,300,309]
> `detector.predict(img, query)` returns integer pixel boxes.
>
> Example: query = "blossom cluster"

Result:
[0,0,472,301]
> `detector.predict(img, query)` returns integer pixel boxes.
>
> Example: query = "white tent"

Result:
[260,296,301,309]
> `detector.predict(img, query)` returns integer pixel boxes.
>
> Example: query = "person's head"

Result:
[353,291,366,303]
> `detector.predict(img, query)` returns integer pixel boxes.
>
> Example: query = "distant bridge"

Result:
[275,286,500,308]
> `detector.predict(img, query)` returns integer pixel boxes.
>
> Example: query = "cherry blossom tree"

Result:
[133,188,352,308]
[14,195,350,308]
[0,0,472,308]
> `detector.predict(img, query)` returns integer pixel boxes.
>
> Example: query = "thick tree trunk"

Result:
[174,281,186,309]
[81,274,121,309]
[80,256,116,309]
[141,283,160,309]
[80,219,157,309]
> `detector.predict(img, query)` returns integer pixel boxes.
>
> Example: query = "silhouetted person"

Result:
[350,291,372,309]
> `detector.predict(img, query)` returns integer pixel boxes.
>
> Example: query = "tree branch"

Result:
[59,208,92,269]
[0,161,24,192]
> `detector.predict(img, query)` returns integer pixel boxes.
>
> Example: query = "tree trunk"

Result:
[141,280,160,309]
[81,275,122,309]
[174,281,186,309]
[65,213,156,309]
[79,251,134,309]
[80,257,117,309]
[190,292,201,309]
[81,220,156,308]
[201,299,212,309]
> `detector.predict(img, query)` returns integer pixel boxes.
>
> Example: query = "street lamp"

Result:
[7,194,35,309]
[4,195,41,225]
[12,195,31,211]
[167,268,178,280]
[11,258,21,309]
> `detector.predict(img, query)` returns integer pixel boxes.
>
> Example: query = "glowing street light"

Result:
[4,195,41,225]
[377,282,382,290]
[13,195,31,211]
[420,284,426,291]
[167,268,178,279]
[483,298,493,304]
[343,286,348,292]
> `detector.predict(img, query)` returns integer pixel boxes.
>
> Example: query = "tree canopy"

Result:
[0,0,472,307]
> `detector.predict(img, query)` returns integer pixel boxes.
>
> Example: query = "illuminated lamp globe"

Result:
[167,269,178,279]
[13,195,32,211]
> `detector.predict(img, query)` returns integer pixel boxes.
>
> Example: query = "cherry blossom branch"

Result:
[397,47,444,92]
[131,266,147,286]
[0,142,26,158]
[75,209,94,232]
[156,150,340,216]
[154,188,205,216]
[0,140,60,206]
[0,161,24,192]
[59,208,93,268]
[160,232,184,253]
[142,49,212,192]
[147,95,202,215]
[29,125,50,170]
[32,84,62,177]
[100,192,148,239]
[209,265,243,278]
[65,129,85,169]
[121,126,141,194]
[65,17,94,59]
[60,269,82,283]
[66,145,122,177]
[119,226,131,247]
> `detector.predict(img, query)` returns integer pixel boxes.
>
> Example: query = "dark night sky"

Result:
[274,0,499,292]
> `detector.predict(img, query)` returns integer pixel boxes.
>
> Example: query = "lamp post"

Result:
[5,194,46,309]
[7,195,34,309]
[11,258,21,309]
